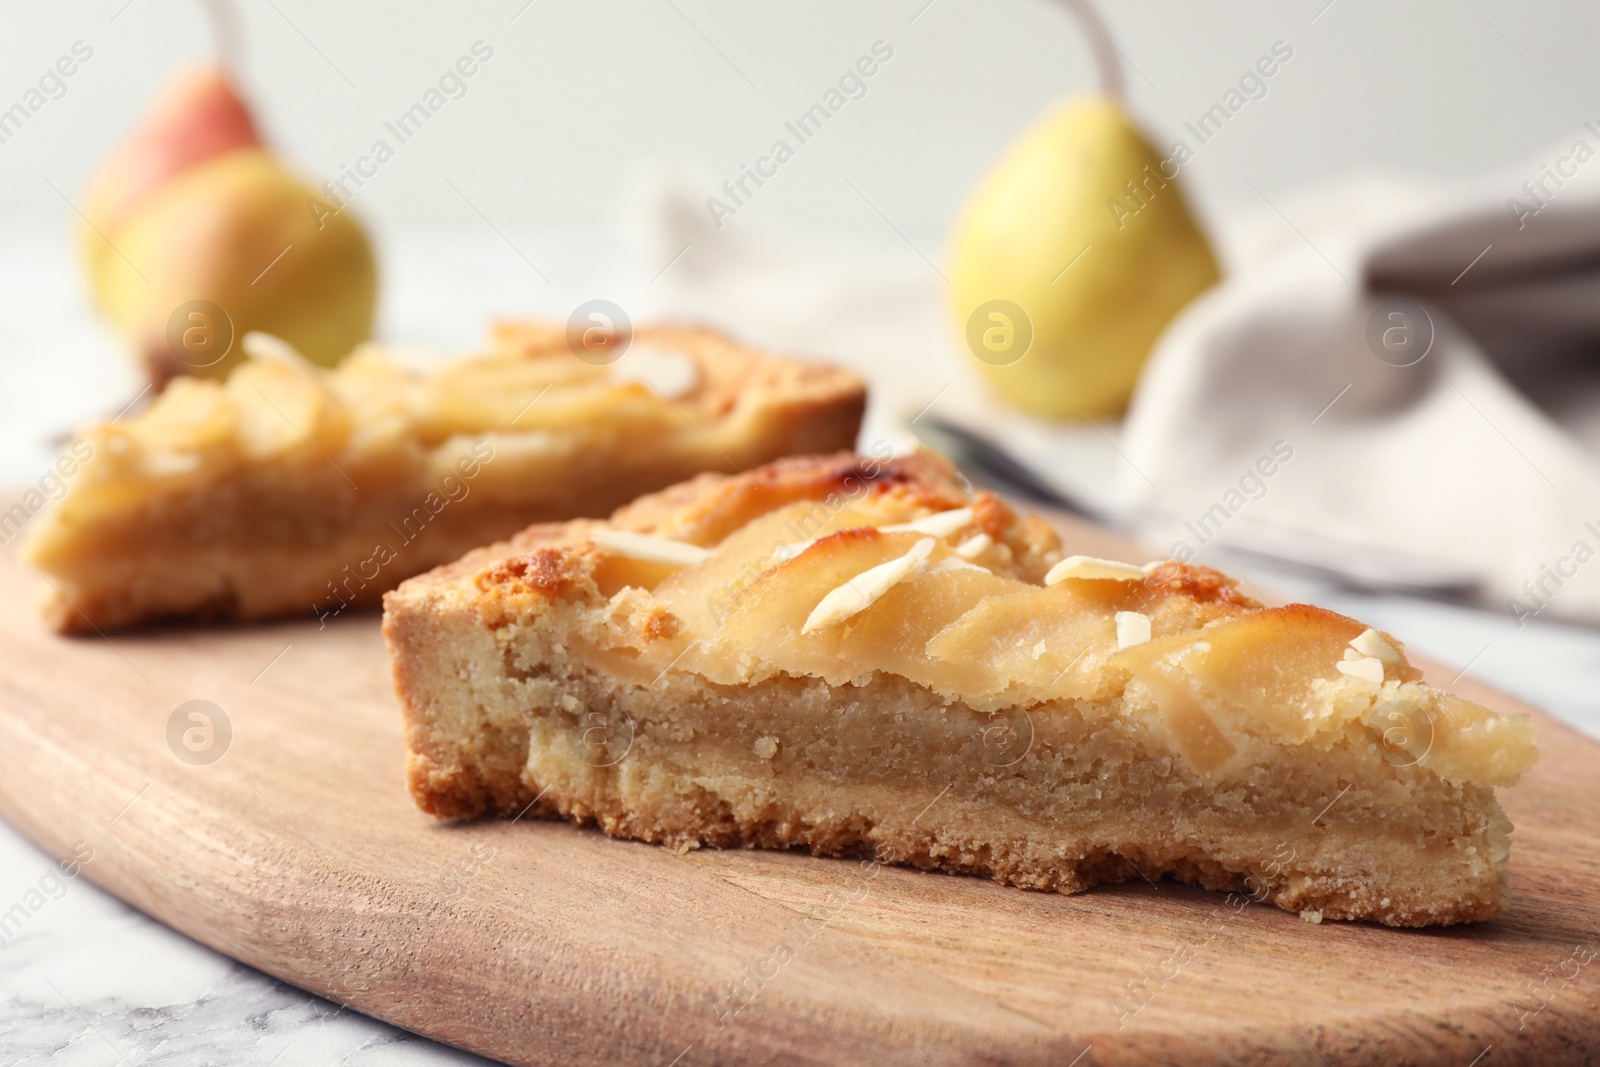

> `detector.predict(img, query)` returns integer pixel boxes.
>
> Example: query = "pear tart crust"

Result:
[384,452,1537,927]
[24,322,864,632]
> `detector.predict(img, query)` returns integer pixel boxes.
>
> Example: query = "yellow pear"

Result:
[949,97,1220,420]
[81,66,376,385]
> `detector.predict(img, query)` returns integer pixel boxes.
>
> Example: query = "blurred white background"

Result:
[1,0,1594,246]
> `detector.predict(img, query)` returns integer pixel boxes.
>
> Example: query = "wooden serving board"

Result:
[3,516,1600,1067]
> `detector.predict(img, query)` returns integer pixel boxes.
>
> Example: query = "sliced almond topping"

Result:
[1349,628,1400,667]
[1046,555,1148,585]
[590,528,712,567]
[929,556,986,575]
[1115,610,1151,649]
[954,532,992,559]
[1336,655,1386,684]
[611,345,701,399]
[771,537,817,564]
[243,331,313,366]
[802,538,935,634]
[881,508,974,538]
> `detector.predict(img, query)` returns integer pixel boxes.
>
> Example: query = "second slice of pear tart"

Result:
[24,321,864,632]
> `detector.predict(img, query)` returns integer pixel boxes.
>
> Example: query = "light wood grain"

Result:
[1,516,1598,1066]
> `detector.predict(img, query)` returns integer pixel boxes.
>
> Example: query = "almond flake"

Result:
[1115,610,1151,649]
[1349,628,1400,667]
[611,345,701,399]
[929,556,985,574]
[1046,555,1148,585]
[881,508,973,538]
[590,528,712,567]
[242,331,312,366]
[954,532,992,559]
[1336,656,1385,684]
[802,538,935,634]
[771,537,817,564]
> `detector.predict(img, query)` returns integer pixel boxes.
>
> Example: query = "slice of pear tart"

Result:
[22,321,863,632]
[384,452,1537,926]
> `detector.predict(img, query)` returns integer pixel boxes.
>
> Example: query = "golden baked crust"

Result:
[23,322,864,632]
[385,451,1537,927]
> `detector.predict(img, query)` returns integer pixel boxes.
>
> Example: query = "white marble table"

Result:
[3,231,1597,1065]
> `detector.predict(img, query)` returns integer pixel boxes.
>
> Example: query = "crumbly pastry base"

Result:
[388,579,1510,929]
[385,453,1530,928]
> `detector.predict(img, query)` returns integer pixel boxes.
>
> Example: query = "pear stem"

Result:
[1054,0,1125,101]
[200,0,243,76]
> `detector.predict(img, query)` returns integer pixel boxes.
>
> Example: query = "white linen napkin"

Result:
[1125,147,1600,625]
